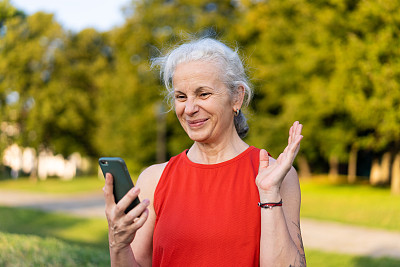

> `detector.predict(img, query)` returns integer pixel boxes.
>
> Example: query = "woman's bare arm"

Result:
[259,166,306,267]
[256,121,306,266]
[130,163,167,267]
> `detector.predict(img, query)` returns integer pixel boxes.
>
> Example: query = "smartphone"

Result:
[99,157,140,213]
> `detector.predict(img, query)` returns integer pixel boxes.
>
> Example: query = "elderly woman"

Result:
[103,38,306,267]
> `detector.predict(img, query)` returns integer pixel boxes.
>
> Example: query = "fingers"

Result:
[103,173,116,207]
[114,187,141,215]
[294,121,303,138]
[259,149,270,169]
[288,121,303,145]
[131,208,149,229]
[125,199,150,226]
[103,174,147,221]
[288,123,294,144]
[108,201,150,249]
[287,121,303,160]
[292,121,303,148]
[280,122,303,165]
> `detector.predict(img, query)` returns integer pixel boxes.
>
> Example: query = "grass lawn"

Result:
[1,175,400,266]
[0,176,110,266]
[0,232,110,267]
[306,249,400,267]
[0,205,110,266]
[0,176,105,194]
[0,206,109,247]
[1,206,399,267]
[300,177,400,232]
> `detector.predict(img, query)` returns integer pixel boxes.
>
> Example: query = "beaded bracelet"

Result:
[258,199,283,209]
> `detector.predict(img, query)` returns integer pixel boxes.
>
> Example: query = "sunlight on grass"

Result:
[56,217,109,245]
[300,177,400,232]
[0,176,105,194]
[306,249,400,267]
[0,206,108,247]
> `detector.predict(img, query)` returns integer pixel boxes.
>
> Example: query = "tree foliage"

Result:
[1,0,400,178]
[235,0,400,174]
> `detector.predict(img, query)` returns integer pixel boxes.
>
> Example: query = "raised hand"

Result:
[255,121,303,200]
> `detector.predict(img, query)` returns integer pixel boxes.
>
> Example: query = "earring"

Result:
[234,109,240,117]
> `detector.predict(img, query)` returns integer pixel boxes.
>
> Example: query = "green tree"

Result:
[25,28,112,157]
[234,0,351,174]
[335,0,400,183]
[1,4,112,171]
[234,0,400,181]
[0,11,64,152]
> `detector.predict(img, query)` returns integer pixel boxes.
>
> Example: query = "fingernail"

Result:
[143,199,150,205]
[131,187,139,194]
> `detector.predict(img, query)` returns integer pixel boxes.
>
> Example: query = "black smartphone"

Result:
[99,157,140,213]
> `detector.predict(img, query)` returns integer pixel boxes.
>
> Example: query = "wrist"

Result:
[108,232,133,252]
[258,190,281,203]
[109,244,137,267]
[109,242,132,255]
[258,199,283,209]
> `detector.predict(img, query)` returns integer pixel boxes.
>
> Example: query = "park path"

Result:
[0,189,400,259]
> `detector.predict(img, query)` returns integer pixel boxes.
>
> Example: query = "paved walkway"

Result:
[301,218,400,259]
[0,190,105,218]
[0,190,399,259]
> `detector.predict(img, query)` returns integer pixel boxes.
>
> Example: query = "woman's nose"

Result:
[185,98,199,115]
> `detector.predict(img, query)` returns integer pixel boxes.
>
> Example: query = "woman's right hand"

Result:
[103,173,150,251]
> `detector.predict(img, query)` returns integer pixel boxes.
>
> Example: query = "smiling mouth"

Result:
[187,118,208,127]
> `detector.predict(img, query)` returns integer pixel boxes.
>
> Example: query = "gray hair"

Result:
[151,37,253,138]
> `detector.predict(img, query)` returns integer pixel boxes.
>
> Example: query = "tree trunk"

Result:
[297,155,311,178]
[370,158,381,185]
[29,148,38,182]
[329,155,339,182]
[391,153,400,195]
[381,152,391,184]
[370,152,391,186]
[29,164,38,182]
[348,145,358,184]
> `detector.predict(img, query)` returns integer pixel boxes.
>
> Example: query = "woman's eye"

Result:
[200,93,211,98]
[175,95,186,100]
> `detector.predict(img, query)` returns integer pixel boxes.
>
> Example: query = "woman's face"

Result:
[173,60,239,144]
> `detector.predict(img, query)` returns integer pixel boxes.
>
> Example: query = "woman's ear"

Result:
[233,85,245,111]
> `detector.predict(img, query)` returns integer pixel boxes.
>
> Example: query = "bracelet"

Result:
[258,199,283,209]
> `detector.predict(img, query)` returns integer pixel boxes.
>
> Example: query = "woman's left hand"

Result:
[255,121,303,200]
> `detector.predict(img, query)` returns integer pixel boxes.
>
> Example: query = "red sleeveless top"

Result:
[153,146,261,266]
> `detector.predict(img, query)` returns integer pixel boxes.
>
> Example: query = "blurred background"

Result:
[0,0,399,266]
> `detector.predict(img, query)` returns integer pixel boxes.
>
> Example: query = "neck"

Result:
[187,131,249,164]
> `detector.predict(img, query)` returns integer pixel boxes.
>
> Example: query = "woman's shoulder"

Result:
[132,163,167,206]
[142,162,169,178]
[136,162,168,191]
[136,150,187,192]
